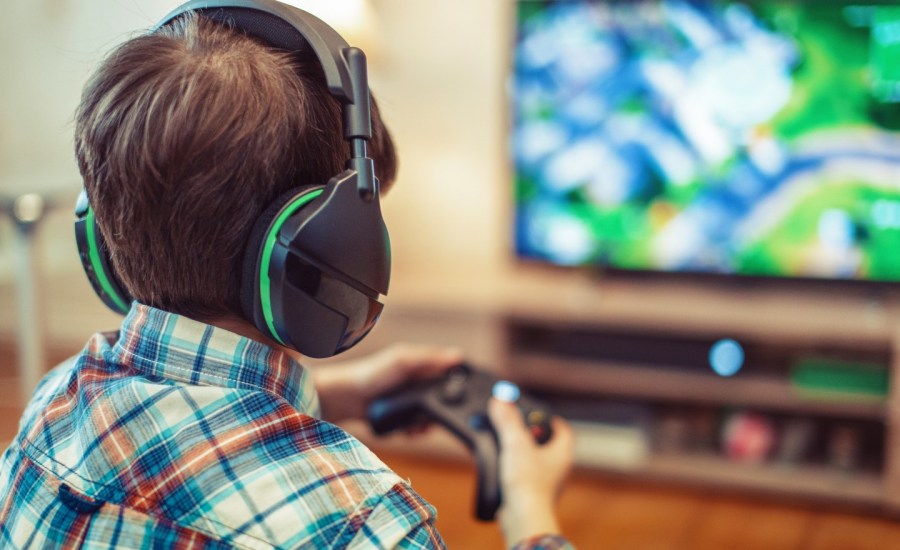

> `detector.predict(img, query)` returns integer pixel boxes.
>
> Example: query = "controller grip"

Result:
[473,434,501,521]
[368,392,422,435]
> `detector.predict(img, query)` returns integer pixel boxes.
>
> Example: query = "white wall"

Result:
[373,0,513,276]
[0,1,185,196]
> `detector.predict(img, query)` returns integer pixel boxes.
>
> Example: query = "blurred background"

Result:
[3,0,900,548]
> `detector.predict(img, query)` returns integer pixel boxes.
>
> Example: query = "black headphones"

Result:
[74,0,390,358]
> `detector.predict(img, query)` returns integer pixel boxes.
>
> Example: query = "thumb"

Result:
[488,397,532,451]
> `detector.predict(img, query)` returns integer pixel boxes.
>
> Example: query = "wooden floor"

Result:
[3,346,900,549]
[379,450,900,550]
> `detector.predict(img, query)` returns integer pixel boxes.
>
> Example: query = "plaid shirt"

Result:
[0,304,445,549]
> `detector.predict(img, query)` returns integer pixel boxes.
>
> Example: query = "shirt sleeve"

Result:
[346,482,447,550]
[511,534,575,550]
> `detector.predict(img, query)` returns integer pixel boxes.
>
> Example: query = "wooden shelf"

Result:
[512,353,888,420]
[349,422,886,511]
[625,453,884,510]
[386,267,900,347]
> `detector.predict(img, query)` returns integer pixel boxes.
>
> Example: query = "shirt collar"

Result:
[111,303,320,417]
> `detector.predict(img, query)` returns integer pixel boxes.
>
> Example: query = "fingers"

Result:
[488,397,533,451]
[489,398,575,456]
[545,416,575,460]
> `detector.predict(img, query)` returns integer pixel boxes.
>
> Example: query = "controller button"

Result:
[530,425,546,441]
[442,370,468,403]
[469,413,490,432]
[527,410,546,425]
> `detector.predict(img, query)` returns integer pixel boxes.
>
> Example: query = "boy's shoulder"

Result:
[7,330,437,549]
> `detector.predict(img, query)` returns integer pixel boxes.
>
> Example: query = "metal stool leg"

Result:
[9,194,47,399]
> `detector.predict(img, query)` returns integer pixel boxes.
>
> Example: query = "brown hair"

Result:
[75,13,397,320]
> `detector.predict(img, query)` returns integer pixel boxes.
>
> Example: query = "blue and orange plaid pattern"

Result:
[0,304,445,549]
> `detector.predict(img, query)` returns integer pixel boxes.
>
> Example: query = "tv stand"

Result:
[338,267,900,514]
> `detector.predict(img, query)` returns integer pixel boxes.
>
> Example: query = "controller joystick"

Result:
[367,363,554,521]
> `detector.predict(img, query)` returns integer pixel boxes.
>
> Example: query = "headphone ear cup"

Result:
[241,185,323,337]
[74,192,134,315]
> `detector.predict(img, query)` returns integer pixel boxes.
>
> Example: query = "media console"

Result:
[334,267,900,514]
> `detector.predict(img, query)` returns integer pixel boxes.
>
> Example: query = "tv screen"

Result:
[512,0,900,282]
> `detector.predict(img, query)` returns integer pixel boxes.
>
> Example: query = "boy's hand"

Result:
[311,344,464,423]
[488,398,574,547]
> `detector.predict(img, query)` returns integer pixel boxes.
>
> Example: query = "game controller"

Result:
[367,363,554,521]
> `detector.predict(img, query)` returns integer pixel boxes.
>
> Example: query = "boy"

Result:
[0,8,573,549]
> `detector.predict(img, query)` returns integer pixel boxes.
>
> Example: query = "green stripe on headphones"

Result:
[85,208,130,313]
[259,189,324,344]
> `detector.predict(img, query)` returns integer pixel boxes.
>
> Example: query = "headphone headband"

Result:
[156,0,368,132]
[156,1,377,199]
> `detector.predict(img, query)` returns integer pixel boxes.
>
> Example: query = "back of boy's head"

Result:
[75,13,397,321]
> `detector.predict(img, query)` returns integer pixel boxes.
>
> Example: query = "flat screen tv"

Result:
[512,0,900,282]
